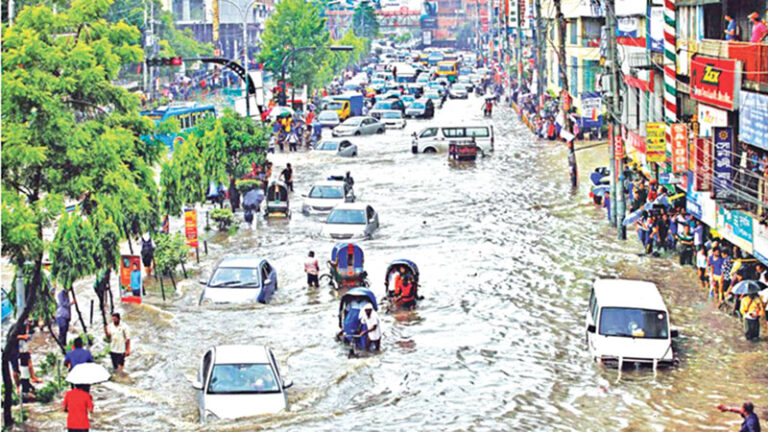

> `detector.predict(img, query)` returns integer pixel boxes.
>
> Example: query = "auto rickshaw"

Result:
[265,181,290,218]
[320,242,368,289]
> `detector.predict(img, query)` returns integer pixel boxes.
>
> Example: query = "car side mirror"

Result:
[301,193,307,198]
[198,279,207,286]
[670,328,679,338]
[282,378,294,389]
[192,380,203,390]
[587,324,596,333]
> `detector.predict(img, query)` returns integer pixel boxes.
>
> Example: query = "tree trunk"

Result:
[43,289,66,355]
[69,286,88,336]
[2,256,43,426]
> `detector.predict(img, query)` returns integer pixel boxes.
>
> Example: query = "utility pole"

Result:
[554,0,576,189]
[149,0,155,101]
[487,0,492,64]
[605,0,625,239]
[534,0,544,103]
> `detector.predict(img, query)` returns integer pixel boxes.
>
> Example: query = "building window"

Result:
[570,56,578,93]
[583,18,602,47]
[189,0,204,21]
[583,60,599,92]
[569,20,578,45]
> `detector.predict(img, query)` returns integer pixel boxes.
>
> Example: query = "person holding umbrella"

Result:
[740,290,765,341]
[242,186,264,226]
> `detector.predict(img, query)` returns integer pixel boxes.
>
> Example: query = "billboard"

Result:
[690,56,742,111]
[739,91,768,151]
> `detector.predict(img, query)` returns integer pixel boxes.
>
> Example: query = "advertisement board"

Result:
[119,255,142,298]
[697,103,728,138]
[712,127,733,200]
[716,206,753,253]
[616,0,646,16]
[693,138,712,191]
[739,91,768,151]
[184,208,199,248]
[646,122,666,163]
[670,124,688,173]
[752,222,768,265]
[648,7,664,52]
[616,17,639,37]
[690,56,742,111]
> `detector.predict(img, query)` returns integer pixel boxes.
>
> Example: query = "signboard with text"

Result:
[693,138,712,191]
[184,208,199,248]
[119,255,141,297]
[712,127,733,200]
[670,124,688,173]
[739,91,768,151]
[690,55,742,111]
[697,103,728,138]
[646,123,666,163]
[716,206,753,253]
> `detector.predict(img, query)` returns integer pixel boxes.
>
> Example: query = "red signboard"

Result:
[690,55,742,111]
[623,71,654,92]
[693,138,712,191]
[626,130,645,154]
[184,208,198,248]
[670,124,688,173]
[119,255,141,299]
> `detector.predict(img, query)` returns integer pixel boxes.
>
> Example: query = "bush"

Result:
[236,179,261,194]
[154,232,189,277]
[210,208,235,231]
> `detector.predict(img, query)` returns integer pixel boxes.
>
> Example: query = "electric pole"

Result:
[554,0,577,189]
[605,0,625,239]
[534,0,544,103]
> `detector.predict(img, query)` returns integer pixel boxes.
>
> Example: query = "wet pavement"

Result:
[22,94,768,431]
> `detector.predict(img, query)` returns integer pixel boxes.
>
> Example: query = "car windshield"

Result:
[317,141,339,150]
[454,85,466,90]
[374,102,392,110]
[327,209,366,225]
[438,65,454,72]
[326,102,344,110]
[410,103,425,109]
[599,308,669,339]
[209,267,260,288]
[342,118,363,126]
[382,111,402,119]
[426,93,439,98]
[318,111,338,120]
[207,363,280,394]
[309,185,344,199]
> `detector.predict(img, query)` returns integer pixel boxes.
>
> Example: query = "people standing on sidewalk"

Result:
[63,384,94,432]
[104,312,131,372]
[56,288,73,347]
[677,224,694,266]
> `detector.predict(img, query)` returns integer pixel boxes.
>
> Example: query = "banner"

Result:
[716,206,753,254]
[580,93,603,129]
[712,127,733,200]
[693,138,712,191]
[614,128,625,159]
[616,17,639,37]
[739,91,768,151]
[184,208,199,248]
[670,124,688,173]
[753,222,768,266]
[119,255,142,297]
[646,122,666,163]
[690,55,742,111]
[616,0,645,16]
[697,103,728,138]
[648,7,664,53]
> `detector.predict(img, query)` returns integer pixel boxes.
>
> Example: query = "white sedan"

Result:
[332,116,385,137]
[448,84,469,99]
[313,139,357,157]
[301,180,355,215]
[320,203,379,240]
[193,345,293,422]
[378,110,407,129]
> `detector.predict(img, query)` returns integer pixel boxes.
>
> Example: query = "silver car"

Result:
[199,256,277,305]
[301,180,355,215]
[449,84,469,99]
[320,203,380,240]
[332,116,385,137]
[313,139,357,157]
[316,110,340,128]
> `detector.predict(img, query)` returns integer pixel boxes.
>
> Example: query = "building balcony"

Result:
[679,38,768,91]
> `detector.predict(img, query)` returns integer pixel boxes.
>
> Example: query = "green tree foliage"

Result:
[174,135,205,205]
[50,214,96,290]
[153,232,189,277]
[159,158,183,217]
[218,109,270,178]
[1,1,152,424]
[200,122,228,186]
[258,0,329,92]
[352,2,379,39]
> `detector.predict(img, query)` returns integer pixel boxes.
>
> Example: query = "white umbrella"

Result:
[66,362,111,385]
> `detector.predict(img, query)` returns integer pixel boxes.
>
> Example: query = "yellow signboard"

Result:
[646,122,666,163]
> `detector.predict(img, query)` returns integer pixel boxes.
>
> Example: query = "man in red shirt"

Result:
[63,385,94,432]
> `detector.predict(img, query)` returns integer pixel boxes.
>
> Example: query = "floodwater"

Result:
[23,94,767,431]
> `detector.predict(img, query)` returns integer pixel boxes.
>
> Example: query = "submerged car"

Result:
[193,345,293,422]
[320,203,380,240]
[332,116,385,137]
[199,256,277,304]
[302,180,355,215]
[314,139,357,157]
[378,110,407,129]
[424,91,444,108]
[316,110,341,128]
[405,99,435,119]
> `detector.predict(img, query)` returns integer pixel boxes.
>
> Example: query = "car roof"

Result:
[332,202,370,211]
[217,255,265,268]
[311,180,346,187]
[213,344,270,364]
[593,279,667,310]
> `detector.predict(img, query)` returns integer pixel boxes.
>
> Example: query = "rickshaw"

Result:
[384,259,420,311]
[336,287,378,350]
[448,139,478,162]
[265,181,290,218]
[319,242,368,289]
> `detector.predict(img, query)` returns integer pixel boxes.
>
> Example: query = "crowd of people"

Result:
[594,166,767,342]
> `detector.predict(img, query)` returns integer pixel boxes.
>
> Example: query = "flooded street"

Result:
[28,94,767,431]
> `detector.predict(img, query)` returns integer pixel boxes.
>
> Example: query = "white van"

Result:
[411,125,495,155]
[586,279,677,368]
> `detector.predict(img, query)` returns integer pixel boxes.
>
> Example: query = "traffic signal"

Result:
[146,57,183,67]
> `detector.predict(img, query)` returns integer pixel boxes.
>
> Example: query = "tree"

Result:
[174,135,205,206]
[1,1,149,424]
[200,121,228,186]
[159,158,183,218]
[352,2,379,39]
[258,0,330,94]
[218,109,270,178]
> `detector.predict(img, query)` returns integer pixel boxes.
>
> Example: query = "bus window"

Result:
[466,127,489,138]
[442,127,465,138]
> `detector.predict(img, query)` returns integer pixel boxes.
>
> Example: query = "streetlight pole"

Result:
[221,0,262,118]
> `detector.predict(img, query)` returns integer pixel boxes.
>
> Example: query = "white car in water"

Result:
[193,345,293,422]
[378,110,407,129]
[320,203,379,240]
[313,139,358,157]
[301,180,355,215]
[332,116,385,137]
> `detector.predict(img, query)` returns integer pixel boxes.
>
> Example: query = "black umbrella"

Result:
[242,189,264,210]
[732,280,766,295]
